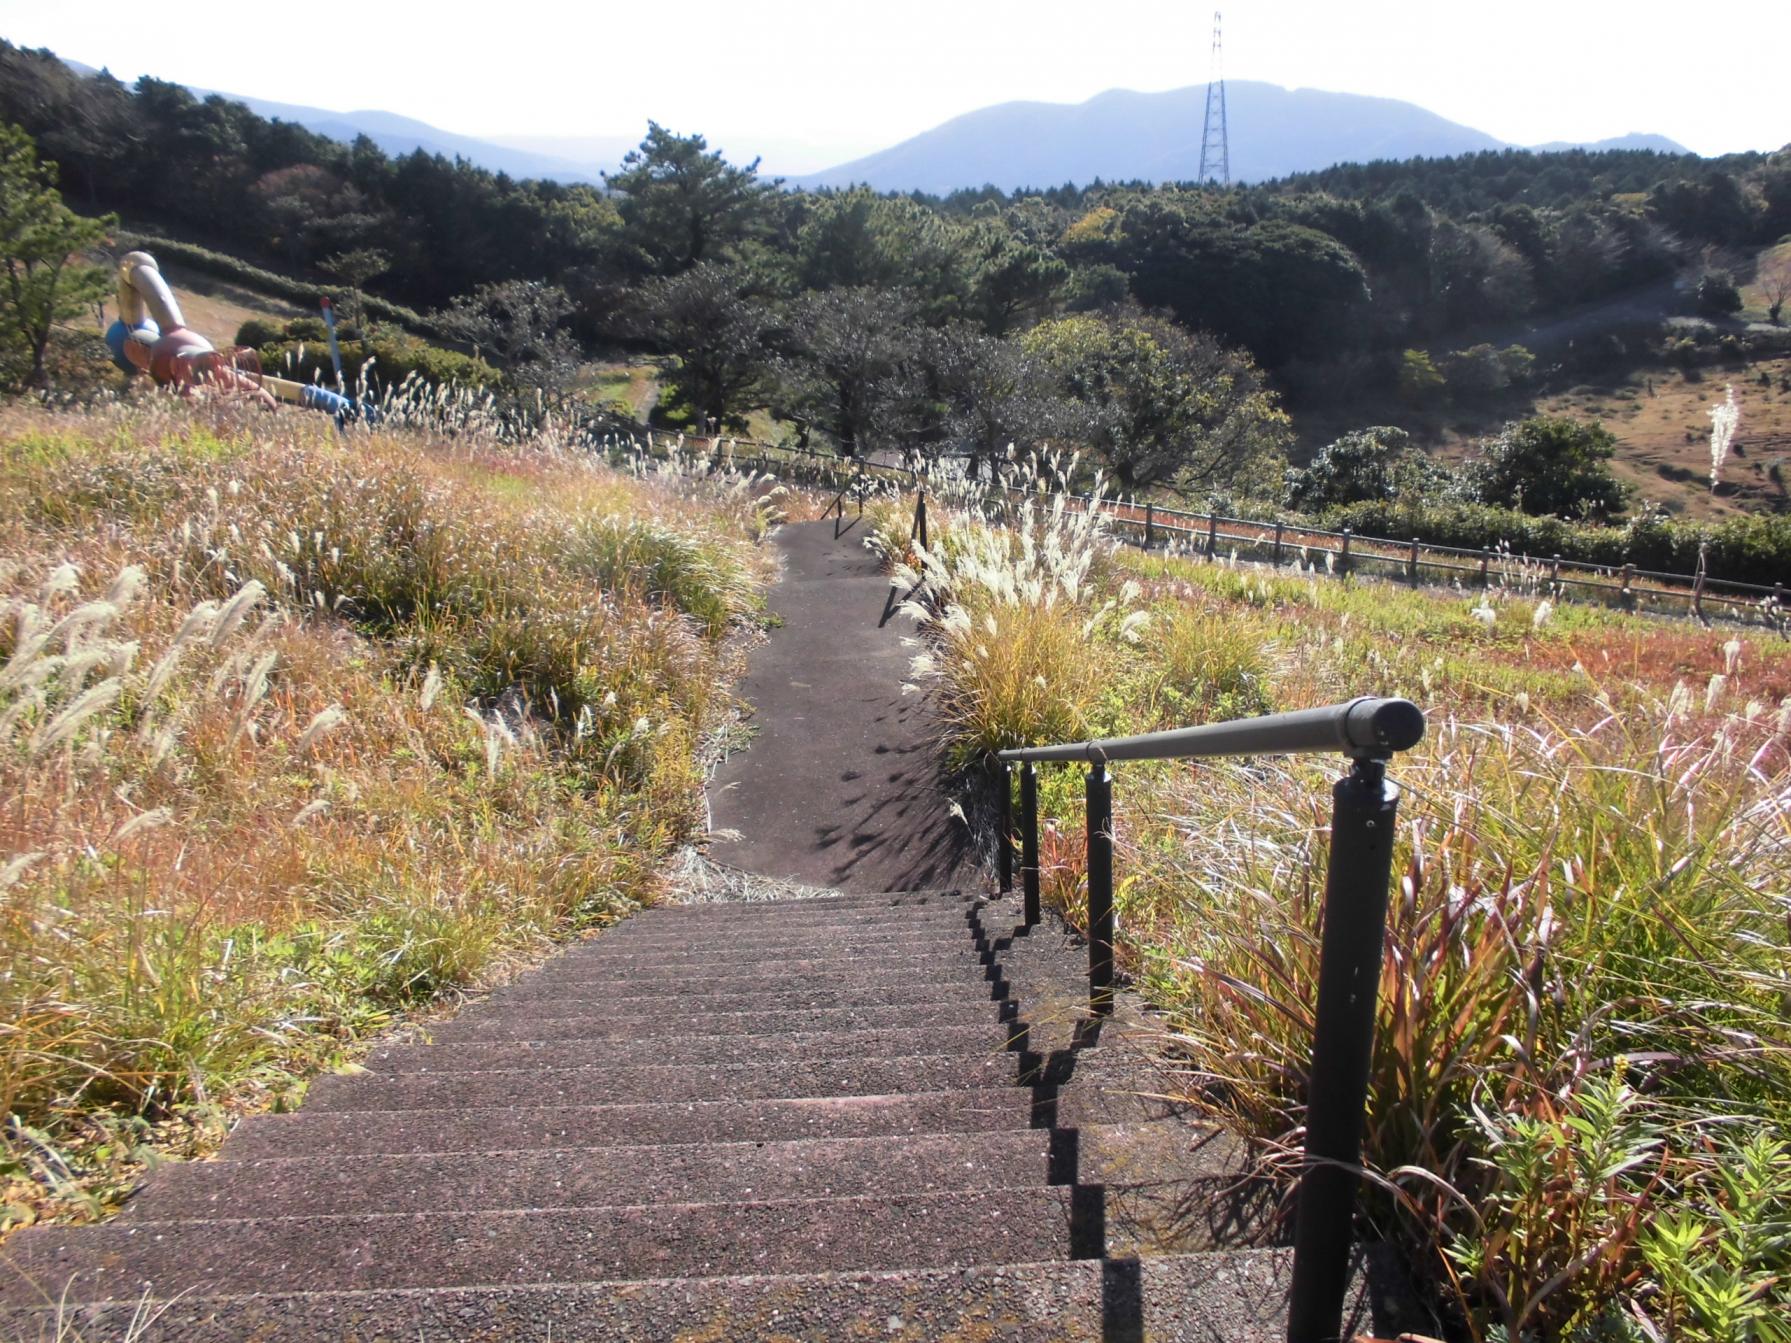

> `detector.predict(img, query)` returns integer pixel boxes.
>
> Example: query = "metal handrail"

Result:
[996,696,1425,766]
[995,696,1426,1343]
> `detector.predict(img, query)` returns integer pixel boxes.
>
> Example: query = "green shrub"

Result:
[1323,496,1791,588]
[1695,270,1743,317]
[233,318,283,349]
[1398,348,1446,404]
[259,335,501,394]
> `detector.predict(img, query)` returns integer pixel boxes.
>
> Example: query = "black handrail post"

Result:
[1286,753,1402,1343]
[998,763,1014,895]
[1086,762,1115,1016]
[1144,502,1155,549]
[1020,763,1040,927]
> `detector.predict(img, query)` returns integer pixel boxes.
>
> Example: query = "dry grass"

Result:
[0,397,778,1231]
[897,473,1791,1337]
[1533,358,1791,521]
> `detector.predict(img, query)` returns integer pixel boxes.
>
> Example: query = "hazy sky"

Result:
[3,0,1787,171]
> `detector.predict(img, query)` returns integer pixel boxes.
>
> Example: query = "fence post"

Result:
[1273,521,1285,567]
[1021,763,1040,928]
[1622,563,1636,610]
[1692,541,1708,625]
[1479,549,1491,587]
[1286,753,1402,1343]
[1551,554,1562,587]
[912,491,929,552]
[1338,529,1352,575]
[1207,512,1218,558]
[1407,538,1420,586]
[1144,503,1155,549]
[998,764,1013,895]
[1086,762,1115,1017]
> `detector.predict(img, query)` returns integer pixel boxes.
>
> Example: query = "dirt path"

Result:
[706,519,974,892]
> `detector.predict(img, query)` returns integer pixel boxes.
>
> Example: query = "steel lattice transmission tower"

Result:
[1197,10,1230,187]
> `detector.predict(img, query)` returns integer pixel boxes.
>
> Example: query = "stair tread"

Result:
[304,1052,1021,1110]
[119,1130,1053,1222]
[0,1189,1077,1304]
[450,983,998,1021]
[482,966,995,1003]
[369,1024,1019,1071]
[530,945,988,966]
[0,1250,1315,1342]
[430,1003,999,1042]
[220,1088,1038,1159]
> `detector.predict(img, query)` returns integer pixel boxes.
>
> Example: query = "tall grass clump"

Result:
[882,454,1147,765]
[0,397,774,1228]
[899,470,1791,1336]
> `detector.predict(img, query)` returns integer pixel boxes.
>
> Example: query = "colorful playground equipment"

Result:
[105,251,372,422]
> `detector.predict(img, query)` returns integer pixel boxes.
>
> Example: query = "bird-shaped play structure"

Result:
[105,251,371,422]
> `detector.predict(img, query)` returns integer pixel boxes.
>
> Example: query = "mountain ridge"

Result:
[63,60,1694,193]
[790,82,1694,193]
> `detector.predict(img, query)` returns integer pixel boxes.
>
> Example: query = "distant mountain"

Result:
[790,83,1692,193]
[1530,132,1690,154]
[63,62,617,183]
[193,95,617,184]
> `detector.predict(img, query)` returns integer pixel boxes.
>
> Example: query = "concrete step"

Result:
[368,1023,1019,1072]
[220,1088,1038,1159]
[304,1052,1022,1111]
[441,982,998,1027]
[490,959,995,1002]
[623,892,976,925]
[602,919,977,951]
[644,895,974,916]
[520,944,990,974]
[1053,1051,1193,1129]
[120,1130,1054,1223]
[581,932,977,960]
[0,1188,1078,1305]
[0,1249,1318,1342]
[430,1003,1009,1044]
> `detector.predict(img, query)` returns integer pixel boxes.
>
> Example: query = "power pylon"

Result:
[1197,10,1230,187]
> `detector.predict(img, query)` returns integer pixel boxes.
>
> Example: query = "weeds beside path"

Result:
[872,464,1791,1338]
[0,398,779,1232]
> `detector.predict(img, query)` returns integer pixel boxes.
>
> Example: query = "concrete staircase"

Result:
[0,889,1319,1341]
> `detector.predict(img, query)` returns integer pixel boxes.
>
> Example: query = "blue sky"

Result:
[2,0,1786,171]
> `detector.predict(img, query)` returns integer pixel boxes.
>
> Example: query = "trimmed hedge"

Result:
[113,231,444,340]
[1322,498,1791,590]
[255,335,500,394]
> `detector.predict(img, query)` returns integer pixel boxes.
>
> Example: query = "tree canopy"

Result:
[0,123,112,388]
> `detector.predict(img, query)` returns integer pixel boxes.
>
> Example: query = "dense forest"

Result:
[4,40,1791,527]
